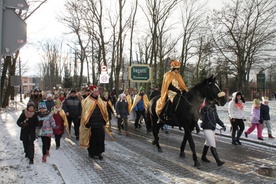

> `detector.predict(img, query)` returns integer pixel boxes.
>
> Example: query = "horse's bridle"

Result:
[175,80,224,111]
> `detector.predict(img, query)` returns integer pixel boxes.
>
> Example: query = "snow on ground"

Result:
[0,98,276,183]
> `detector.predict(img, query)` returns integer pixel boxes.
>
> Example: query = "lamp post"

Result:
[19,57,22,102]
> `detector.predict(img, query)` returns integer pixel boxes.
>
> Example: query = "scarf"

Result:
[235,102,243,110]
[53,106,62,114]
[24,108,35,118]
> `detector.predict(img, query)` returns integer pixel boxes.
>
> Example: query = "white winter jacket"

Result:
[228,100,245,119]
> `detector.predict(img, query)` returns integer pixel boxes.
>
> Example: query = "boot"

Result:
[232,138,238,145]
[210,147,225,166]
[42,155,47,163]
[29,158,34,165]
[236,137,242,145]
[201,145,210,163]
[268,134,274,138]
[46,150,50,157]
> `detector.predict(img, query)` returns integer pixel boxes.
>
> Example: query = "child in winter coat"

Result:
[260,97,274,138]
[16,101,38,165]
[37,101,57,163]
[115,93,129,136]
[245,99,263,140]
[52,99,70,149]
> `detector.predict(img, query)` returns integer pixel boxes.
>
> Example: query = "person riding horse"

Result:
[156,60,189,124]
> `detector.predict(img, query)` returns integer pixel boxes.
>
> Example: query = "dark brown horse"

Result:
[148,75,226,167]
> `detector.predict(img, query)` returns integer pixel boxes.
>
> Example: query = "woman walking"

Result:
[200,98,226,166]
[17,102,38,164]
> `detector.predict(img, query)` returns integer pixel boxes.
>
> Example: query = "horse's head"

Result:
[203,75,226,106]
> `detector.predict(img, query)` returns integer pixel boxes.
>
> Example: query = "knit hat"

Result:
[120,93,126,99]
[170,60,181,69]
[262,96,268,102]
[46,93,53,99]
[253,99,260,105]
[38,101,47,109]
[69,89,76,94]
[27,101,35,109]
[54,99,61,106]
[103,92,109,97]
[89,85,99,93]
[139,86,145,91]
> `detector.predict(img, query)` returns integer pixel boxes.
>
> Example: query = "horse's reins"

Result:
[175,81,214,112]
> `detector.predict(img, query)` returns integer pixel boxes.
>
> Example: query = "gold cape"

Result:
[130,93,149,113]
[51,108,71,139]
[79,96,109,148]
[156,71,188,115]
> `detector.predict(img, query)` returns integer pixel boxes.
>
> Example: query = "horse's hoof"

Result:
[158,148,163,152]
[179,152,185,158]
[152,140,156,145]
[194,160,201,168]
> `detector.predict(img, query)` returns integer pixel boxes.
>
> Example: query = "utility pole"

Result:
[0,0,3,108]
[19,57,22,102]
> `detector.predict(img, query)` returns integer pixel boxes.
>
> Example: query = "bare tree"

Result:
[140,0,178,88]
[209,0,276,92]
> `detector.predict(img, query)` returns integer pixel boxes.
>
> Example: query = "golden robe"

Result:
[130,93,149,113]
[79,96,109,148]
[156,71,188,115]
[51,108,71,139]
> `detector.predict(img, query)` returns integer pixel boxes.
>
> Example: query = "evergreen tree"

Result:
[62,66,73,88]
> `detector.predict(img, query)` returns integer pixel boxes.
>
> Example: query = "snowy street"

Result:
[0,98,276,184]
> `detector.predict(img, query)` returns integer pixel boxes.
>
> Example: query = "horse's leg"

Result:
[151,118,163,152]
[186,129,201,168]
[180,132,187,158]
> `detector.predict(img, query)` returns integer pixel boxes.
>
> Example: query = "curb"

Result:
[215,132,276,149]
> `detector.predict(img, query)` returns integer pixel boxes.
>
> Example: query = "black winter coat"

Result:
[260,103,270,120]
[200,104,224,131]
[115,100,129,119]
[62,96,82,117]
[17,110,38,141]
[149,90,161,100]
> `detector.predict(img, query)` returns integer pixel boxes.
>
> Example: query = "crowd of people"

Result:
[17,82,160,164]
[16,60,274,168]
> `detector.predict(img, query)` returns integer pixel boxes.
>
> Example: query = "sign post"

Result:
[0,0,28,107]
[128,64,152,83]
[99,65,109,84]
[257,73,266,91]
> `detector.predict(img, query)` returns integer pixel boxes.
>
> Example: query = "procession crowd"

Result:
[17,60,274,168]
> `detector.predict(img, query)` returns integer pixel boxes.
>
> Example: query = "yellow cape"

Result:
[156,71,188,115]
[79,96,109,148]
[130,93,149,113]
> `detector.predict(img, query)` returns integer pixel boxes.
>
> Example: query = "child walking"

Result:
[115,93,129,136]
[16,102,38,164]
[260,97,274,138]
[52,99,69,150]
[245,99,263,140]
[37,101,57,162]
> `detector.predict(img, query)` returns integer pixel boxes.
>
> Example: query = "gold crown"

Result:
[170,60,181,68]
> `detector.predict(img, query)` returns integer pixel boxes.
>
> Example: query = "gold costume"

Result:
[51,108,71,139]
[130,93,149,113]
[156,62,188,116]
[79,96,109,148]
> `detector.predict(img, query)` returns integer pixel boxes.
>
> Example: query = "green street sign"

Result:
[257,73,265,90]
[129,64,152,83]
